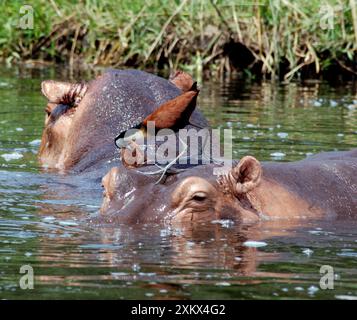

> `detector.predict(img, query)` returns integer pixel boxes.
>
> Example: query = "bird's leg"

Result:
[138,163,186,176]
[188,121,205,130]
[154,135,188,184]
[138,136,188,184]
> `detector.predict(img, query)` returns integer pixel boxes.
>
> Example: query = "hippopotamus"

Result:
[39,69,206,174]
[100,149,357,224]
[39,69,357,227]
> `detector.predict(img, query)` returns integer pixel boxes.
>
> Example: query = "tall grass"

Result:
[0,0,356,80]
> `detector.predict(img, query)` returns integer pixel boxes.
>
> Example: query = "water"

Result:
[0,65,356,299]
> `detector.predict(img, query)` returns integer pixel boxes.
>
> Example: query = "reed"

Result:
[0,0,355,80]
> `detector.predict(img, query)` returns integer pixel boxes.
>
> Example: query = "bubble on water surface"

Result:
[313,100,322,107]
[112,272,128,276]
[215,282,231,286]
[308,285,319,296]
[132,263,141,272]
[329,100,338,107]
[58,220,79,226]
[0,81,9,87]
[270,152,285,159]
[79,243,122,250]
[186,241,195,249]
[138,272,156,277]
[145,292,154,297]
[302,248,314,256]
[308,230,334,236]
[29,139,41,146]
[1,152,23,161]
[335,295,357,300]
[277,132,288,139]
[42,216,56,222]
[160,228,171,237]
[243,241,267,248]
[337,251,357,258]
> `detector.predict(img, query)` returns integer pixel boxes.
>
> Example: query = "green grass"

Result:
[0,0,356,80]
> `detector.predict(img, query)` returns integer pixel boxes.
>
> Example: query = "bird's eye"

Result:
[191,192,207,202]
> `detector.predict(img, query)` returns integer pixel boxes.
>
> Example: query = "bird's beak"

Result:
[115,137,128,148]
[115,127,145,149]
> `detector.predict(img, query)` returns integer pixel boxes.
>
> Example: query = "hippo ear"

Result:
[219,156,262,196]
[41,80,74,103]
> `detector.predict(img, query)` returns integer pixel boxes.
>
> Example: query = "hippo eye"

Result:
[191,192,207,202]
[49,104,71,122]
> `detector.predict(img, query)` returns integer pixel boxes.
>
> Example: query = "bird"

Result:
[115,82,203,183]
[116,81,199,145]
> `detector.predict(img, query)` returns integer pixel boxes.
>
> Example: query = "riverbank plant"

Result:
[0,0,356,80]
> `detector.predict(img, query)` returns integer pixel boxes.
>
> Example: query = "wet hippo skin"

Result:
[39,69,207,174]
[100,149,357,224]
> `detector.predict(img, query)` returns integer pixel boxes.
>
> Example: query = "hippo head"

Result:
[100,156,263,225]
[39,80,88,169]
[38,70,206,172]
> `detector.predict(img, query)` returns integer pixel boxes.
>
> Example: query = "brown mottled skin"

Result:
[101,150,357,224]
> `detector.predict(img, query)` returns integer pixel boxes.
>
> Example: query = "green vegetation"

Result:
[0,0,356,80]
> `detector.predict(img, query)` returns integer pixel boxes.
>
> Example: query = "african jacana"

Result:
[115,82,203,183]
[115,81,199,147]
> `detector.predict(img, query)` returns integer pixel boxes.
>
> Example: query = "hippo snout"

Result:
[101,167,120,214]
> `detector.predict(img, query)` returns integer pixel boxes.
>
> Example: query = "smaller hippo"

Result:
[101,149,357,224]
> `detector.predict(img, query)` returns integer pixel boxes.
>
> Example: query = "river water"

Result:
[0,65,356,299]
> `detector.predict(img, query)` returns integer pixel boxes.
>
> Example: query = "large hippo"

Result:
[100,149,357,224]
[39,69,206,174]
